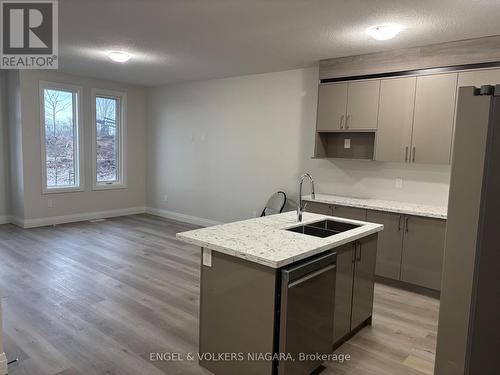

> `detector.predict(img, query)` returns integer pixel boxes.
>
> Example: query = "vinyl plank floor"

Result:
[0,214,439,375]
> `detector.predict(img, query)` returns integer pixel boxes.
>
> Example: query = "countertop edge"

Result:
[303,196,447,220]
[176,224,383,269]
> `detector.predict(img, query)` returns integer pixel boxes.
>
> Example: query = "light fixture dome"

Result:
[108,51,131,63]
[366,24,403,41]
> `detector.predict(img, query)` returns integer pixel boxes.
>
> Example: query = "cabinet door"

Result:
[401,216,446,290]
[366,210,404,280]
[452,69,500,161]
[305,201,332,215]
[317,83,348,131]
[332,244,355,343]
[375,77,416,162]
[412,73,458,164]
[351,234,378,328]
[332,205,367,221]
[346,80,380,130]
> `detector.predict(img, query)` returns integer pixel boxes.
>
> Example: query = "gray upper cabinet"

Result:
[346,80,380,130]
[400,216,446,290]
[366,210,404,280]
[375,77,416,162]
[452,69,500,160]
[316,68,500,165]
[316,80,380,132]
[411,73,458,165]
[457,68,500,87]
[317,83,348,131]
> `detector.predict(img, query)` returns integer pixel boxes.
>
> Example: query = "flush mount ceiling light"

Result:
[366,24,403,41]
[107,51,131,63]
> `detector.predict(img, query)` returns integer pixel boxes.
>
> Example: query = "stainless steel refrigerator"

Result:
[435,85,500,375]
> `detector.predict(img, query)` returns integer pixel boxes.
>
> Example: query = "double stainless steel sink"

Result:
[287,219,361,238]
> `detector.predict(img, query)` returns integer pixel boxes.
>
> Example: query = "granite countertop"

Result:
[176,211,383,268]
[302,194,447,219]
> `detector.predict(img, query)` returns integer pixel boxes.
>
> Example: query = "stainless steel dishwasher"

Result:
[277,251,336,375]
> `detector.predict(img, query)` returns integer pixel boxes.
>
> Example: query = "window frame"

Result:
[39,81,84,194]
[91,88,127,190]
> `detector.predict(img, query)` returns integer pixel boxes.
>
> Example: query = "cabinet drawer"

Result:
[304,201,331,215]
[332,205,367,221]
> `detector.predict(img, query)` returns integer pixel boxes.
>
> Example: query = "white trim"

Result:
[11,207,146,229]
[39,81,84,194]
[0,216,10,225]
[0,352,7,375]
[91,88,128,190]
[146,207,223,227]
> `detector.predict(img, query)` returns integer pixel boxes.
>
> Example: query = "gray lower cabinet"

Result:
[332,244,355,343]
[368,210,446,291]
[305,201,332,215]
[306,201,367,221]
[400,216,447,290]
[332,205,367,221]
[366,210,404,280]
[351,235,377,328]
[308,201,446,291]
[333,235,377,345]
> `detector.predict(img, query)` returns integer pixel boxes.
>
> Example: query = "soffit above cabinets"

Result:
[319,35,500,82]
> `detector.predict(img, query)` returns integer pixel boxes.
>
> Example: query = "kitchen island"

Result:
[177,211,383,375]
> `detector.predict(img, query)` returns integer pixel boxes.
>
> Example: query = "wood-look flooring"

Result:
[0,214,439,375]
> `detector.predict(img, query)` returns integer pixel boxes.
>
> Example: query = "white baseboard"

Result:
[15,207,147,228]
[0,352,7,375]
[146,207,222,227]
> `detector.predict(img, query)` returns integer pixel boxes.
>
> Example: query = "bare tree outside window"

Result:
[95,96,119,183]
[44,88,77,188]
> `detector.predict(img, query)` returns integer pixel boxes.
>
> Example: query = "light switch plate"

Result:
[344,138,351,149]
[203,248,212,267]
[395,178,404,189]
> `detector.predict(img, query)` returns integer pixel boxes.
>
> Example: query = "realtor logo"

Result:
[1,0,58,69]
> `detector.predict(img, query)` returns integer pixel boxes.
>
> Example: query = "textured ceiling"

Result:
[58,0,500,86]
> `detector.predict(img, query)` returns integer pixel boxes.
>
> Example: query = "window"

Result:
[40,82,83,193]
[92,89,127,189]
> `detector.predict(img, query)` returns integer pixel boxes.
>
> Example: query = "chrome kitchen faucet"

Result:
[297,173,315,222]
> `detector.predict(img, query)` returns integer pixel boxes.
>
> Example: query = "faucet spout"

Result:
[298,173,315,222]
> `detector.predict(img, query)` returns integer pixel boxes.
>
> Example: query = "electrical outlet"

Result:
[395,178,404,189]
[47,199,53,208]
[344,138,351,149]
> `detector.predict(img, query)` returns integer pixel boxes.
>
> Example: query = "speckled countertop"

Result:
[176,211,383,268]
[303,194,447,219]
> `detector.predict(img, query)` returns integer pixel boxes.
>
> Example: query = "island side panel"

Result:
[199,249,277,375]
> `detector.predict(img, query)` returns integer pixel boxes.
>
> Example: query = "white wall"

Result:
[0,72,10,223]
[10,70,147,224]
[147,67,451,224]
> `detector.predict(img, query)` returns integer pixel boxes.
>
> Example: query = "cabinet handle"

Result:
[357,242,362,262]
[340,115,345,129]
[405,146,409,162]
[412,146,416,163]
[398,216,402,231]
[405,217,409,233]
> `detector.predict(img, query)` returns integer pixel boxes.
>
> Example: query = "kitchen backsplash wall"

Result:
[147,66,451,224]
